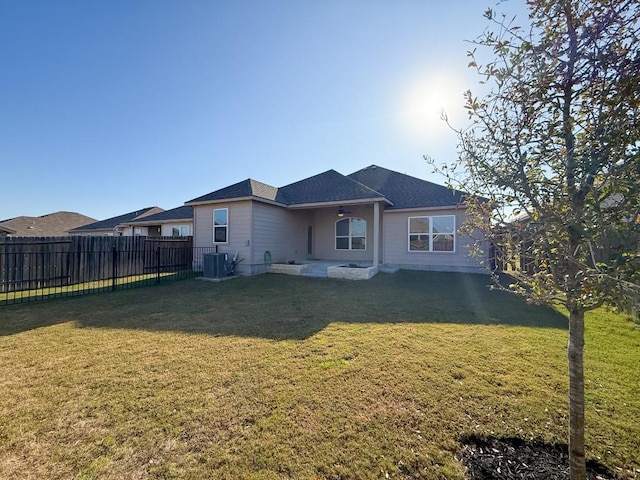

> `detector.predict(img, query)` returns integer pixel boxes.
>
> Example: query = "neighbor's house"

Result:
[68,207,164,236]
[0,225,16,237]
[0,211,96,237]
[127,206,193,237]
[185,165,487,275]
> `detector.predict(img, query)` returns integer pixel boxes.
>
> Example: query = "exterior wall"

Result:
[313,205,376,262]
[120,226,152,236]
[73,230,115,236]
[160,222,193,237]
[193,200,253,275]
[193,200,489,275]
[382,208,488,273]
[192,200,385,275]
[250,202,310,272]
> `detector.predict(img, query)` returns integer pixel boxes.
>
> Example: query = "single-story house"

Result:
[68,207,164,236]
[185,165,487,275]
[127,206,193,237]
[0,225,17,237]
[0,211,96,237]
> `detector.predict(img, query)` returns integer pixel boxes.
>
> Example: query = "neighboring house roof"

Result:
[0,225,17,235]
[128,206,193,225]
[0,211,97,237]
[185,165,468,210]
[348,165,466,209]
[69,207,164,233]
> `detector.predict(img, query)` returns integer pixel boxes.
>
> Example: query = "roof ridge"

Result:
[348,165,468,209]
[278,169,339,189]
[344,174,386,198]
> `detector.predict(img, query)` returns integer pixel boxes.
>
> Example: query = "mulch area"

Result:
[458,435,620,480]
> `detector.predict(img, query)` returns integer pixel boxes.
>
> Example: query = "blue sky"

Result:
[1,0,530,221]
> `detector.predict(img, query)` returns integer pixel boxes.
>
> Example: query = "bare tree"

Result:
[434,1,640,478]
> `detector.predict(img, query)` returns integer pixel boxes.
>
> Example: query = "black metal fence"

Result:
[0,236,214,306]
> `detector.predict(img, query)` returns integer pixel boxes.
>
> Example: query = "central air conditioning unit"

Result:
[203,253,228,279]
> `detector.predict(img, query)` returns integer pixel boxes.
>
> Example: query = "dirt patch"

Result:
[459,435,620,480]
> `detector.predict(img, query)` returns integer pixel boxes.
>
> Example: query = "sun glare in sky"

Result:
[399,73,466,142]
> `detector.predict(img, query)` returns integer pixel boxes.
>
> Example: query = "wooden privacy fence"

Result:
[0,236,195,300]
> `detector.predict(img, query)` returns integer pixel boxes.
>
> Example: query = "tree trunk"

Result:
[568,306,587,479]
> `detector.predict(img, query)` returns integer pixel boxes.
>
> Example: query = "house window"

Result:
[408,215,455,252]
[171,225,190,237]
[336,217,366,250]
[133,227,143,236]
[213,208,228,243]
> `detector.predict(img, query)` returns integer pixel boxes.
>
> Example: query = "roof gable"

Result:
[279,170,386,205]
[348,165,466,209]
[186,179,282,204]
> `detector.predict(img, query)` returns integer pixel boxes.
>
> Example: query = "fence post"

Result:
[112,245,118,291]
[156,246,161,284]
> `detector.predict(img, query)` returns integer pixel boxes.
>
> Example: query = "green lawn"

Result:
[1,271,638,479]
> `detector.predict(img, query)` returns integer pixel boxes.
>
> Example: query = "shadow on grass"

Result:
[0,270,567,339]
[0,271,191,305]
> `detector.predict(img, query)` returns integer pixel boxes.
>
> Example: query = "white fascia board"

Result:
[129,219,193,226]
[285,198,392,210]
[386,204,467,214]
[185,196,287,208]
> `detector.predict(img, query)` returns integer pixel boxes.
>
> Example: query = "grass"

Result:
[0,272,184,304]
[0,271,638,479]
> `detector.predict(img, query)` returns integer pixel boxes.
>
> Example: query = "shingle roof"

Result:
[348,165,467,209]
[128,206,193,224]
[0,211,97,237]
[186,179,283,204]
[279,169,386,205]
[184,165,467,210]
[69,207,164,232]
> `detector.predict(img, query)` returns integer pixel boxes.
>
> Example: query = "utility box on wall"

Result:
[203,253,227,278]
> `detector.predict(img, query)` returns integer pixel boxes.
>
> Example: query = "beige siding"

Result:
[193,201,253,273]
[383,208,487,273]
[74,230,114,236]
[160,222,193,237]
[194,201,310,275]
[121,226,158,236]
[192,200,487,275]
[314,205,376,262]
[250,203,310,267]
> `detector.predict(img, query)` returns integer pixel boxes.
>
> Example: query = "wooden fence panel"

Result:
[0,236,194,294]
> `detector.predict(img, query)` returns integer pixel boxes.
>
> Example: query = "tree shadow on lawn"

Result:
[1,270,567,339]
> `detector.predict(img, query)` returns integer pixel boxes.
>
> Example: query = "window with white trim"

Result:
[408,215,455,252]
[171,225,190,237]
[213,208,228,243]
[336,217,366,250]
